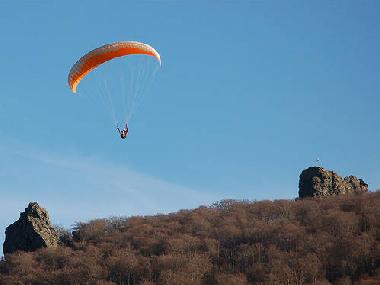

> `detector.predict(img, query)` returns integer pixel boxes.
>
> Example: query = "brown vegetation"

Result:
[1,191,379,285]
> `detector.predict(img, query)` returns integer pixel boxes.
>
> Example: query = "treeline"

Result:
[0,191,379,285]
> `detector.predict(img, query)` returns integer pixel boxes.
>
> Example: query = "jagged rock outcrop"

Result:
[299,167,368,199]
[3,202,58,255]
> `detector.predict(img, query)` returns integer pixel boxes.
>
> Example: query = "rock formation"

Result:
[3,202,58,255]
[299,167,368,199]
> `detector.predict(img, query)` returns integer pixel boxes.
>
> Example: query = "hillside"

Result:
[1,192,379,285]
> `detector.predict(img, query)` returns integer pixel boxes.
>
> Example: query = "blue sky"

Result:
[0,1,379,247]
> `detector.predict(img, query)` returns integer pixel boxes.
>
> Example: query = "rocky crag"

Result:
[3,202,58,255]
[299,167,368,199]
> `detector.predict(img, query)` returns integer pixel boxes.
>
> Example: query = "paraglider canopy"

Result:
[68,41,161,93]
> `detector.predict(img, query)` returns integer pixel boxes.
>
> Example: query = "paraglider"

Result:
[117,123,129,140]
[68,41,161,140]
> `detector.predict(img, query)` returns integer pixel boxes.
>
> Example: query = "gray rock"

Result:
[299,167,368,199]
[3,202,58,255]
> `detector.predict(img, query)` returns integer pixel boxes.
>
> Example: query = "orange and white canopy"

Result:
[68,41,161,93]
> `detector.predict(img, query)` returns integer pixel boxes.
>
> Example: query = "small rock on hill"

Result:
[3,202,58,255]
[299,167,368,199]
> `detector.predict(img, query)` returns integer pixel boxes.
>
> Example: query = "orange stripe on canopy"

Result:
[68,41,161,93]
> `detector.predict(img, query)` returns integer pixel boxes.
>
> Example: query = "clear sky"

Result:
[0,1,379,247]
